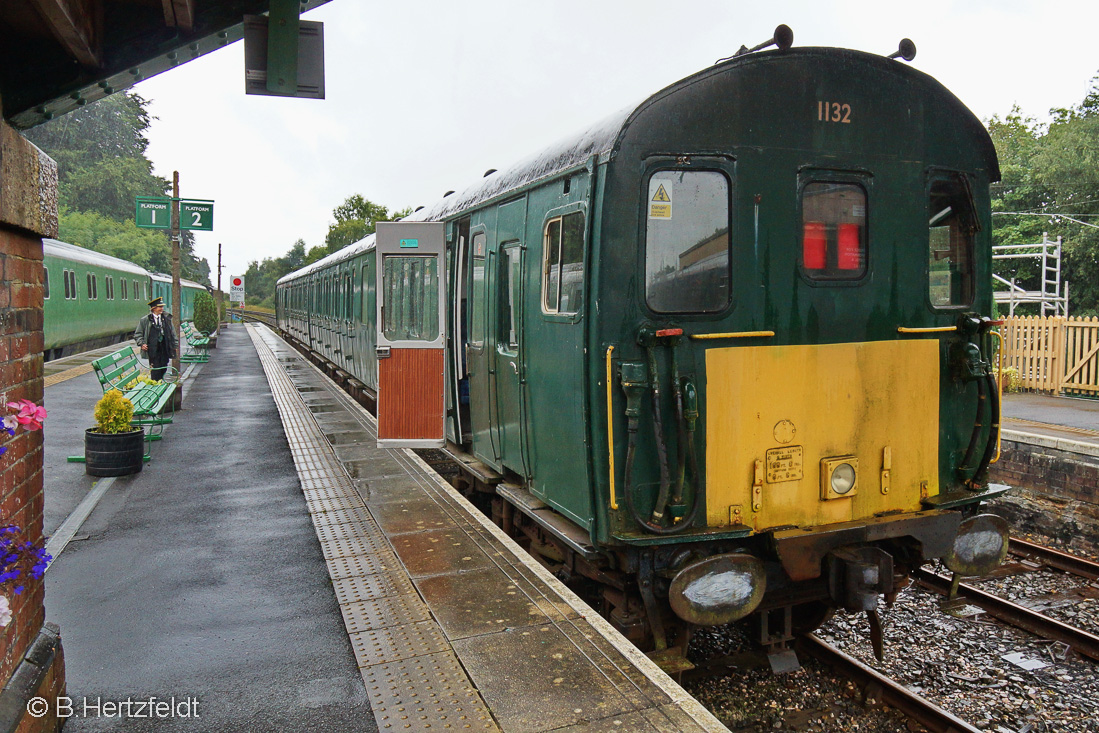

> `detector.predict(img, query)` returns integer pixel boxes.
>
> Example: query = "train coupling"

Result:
[827,547,894,660]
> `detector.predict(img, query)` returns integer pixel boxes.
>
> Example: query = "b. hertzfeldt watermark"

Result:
[27,695,200,719]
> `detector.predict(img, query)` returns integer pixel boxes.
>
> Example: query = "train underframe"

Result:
[280,328,1008,674]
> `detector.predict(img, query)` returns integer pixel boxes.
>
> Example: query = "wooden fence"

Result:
[1001,316,1099,395]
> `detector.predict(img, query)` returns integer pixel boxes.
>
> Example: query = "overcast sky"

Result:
[137,0,1099,286]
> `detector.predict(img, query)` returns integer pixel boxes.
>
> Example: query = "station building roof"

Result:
[1,0,329,130]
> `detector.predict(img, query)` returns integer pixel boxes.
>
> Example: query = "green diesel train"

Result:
[44,239,207,359]
[276,32,1009,667]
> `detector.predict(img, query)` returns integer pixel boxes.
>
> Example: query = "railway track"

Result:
[799,634,984,733]
[237,308,276,326]
[914,538,1099,662]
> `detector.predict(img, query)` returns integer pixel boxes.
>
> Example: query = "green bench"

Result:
[180,322,211,363]
[91,346,178,442]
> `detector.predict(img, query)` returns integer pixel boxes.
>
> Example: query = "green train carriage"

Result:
[277,33,1010,665]
[150,272,208,323]
[43,239,152,359]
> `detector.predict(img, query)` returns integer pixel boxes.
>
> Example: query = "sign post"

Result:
[230,276,245,322]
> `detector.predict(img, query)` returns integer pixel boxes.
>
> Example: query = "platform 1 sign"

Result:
[135,197,171,229]
[230,276,245,304]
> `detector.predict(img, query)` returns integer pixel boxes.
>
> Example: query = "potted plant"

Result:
[85,390,144,477]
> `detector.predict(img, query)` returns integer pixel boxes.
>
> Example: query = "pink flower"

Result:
[0,596,10,628]
[7,400,47,431]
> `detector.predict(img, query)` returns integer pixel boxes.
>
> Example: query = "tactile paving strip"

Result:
[363,652,498,731]
[348,621,452,667]
[248,326,499,733]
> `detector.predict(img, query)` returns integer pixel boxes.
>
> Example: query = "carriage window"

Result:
[470,233,486,347]
[801,182,867,280]
[645,170,730,313]
[928,175,976,308]
[543,212,585,315]
[382,255,439,341]
[43,267,49,299]
[121,278,128,299]
[106,276,114,300]
[500,245,521,350]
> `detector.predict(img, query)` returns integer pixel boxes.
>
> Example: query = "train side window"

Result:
[928,175,976,308]
[43,267,49,299]
[500,244,521,351]
[382,255,439,341]
[65,270,74,299]
[801,182,867,280]
[470,233,486,348]
[106,276,114,300]
[121,279,127,299]
[645,170,730,313]
[542,212,585,315]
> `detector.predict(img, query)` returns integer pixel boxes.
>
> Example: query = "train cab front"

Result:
[598,39,1012,668]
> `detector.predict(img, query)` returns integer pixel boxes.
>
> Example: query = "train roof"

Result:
[150,272,209,291]
[43,238,152,278]
[278,46,998,286]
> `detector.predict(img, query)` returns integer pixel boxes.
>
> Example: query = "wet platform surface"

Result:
[1002,393,1099,451]
[41,325,722,731]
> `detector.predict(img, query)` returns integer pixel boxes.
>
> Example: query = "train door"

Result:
[450,217,472,444]
[466,222,499,468]
[375,222,446,447]
[350,263,361,375]
[491,198,529,477]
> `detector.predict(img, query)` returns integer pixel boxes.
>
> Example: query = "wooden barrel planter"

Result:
[85,429,144,477]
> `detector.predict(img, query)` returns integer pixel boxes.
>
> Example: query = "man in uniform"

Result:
[134,297,178,381]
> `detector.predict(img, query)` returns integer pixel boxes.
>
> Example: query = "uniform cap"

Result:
[148,297,165,308]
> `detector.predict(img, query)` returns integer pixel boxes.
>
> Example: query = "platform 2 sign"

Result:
[134,197,215,230]
[180,200,214,231]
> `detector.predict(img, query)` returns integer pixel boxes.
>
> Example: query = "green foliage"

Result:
[989,74,1099,317]
[24,92,210,286]
[323,195,411,254]
[193,291,218,334]
[93,390,135,434]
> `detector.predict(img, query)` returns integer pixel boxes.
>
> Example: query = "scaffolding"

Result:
[992,233,1069,317]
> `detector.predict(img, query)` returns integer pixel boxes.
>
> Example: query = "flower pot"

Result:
[85,428,144,477]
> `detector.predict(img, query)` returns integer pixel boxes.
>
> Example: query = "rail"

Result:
[1009,538,1099,581]
[799,634,984,733]
[913,567,1099,661]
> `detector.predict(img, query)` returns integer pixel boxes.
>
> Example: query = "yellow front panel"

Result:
[705,340,939,531]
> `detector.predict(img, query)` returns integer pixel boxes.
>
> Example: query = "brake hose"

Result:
[957,376,987,480]
[972,371,1001,485]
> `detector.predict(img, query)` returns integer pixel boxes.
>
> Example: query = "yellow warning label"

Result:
[648,179,673,219]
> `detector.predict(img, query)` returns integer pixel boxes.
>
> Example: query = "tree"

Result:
[193,291,218,333]
[323,194,411,253]
[25,92,212,286]
[989,75,1099,316]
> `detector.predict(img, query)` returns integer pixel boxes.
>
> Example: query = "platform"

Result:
[41,325,723,731]
[1002,393,1099,456]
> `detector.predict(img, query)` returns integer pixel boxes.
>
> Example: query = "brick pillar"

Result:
[0,116,65,732]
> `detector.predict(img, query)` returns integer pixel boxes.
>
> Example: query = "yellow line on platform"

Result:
[44,362,94,388]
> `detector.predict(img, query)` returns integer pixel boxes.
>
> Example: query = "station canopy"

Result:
[0,0,330,130]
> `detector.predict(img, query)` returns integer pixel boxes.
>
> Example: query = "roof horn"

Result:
[728,24,794,60]
[887,38,917,62]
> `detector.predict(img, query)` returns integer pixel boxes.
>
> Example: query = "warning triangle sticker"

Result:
[651,184,671,203]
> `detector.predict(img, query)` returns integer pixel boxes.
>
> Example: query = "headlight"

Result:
[820,455,858,499]
[831,463,856,494]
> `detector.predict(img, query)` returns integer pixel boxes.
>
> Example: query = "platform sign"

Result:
[375,221,446,449]
[180,200,214,231]
[135,197,171,229]
[230,276,245,303]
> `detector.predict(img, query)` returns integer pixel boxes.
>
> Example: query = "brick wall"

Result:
[989,434,1099,507]
[0,117,63,731]
[0,227,48,693]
